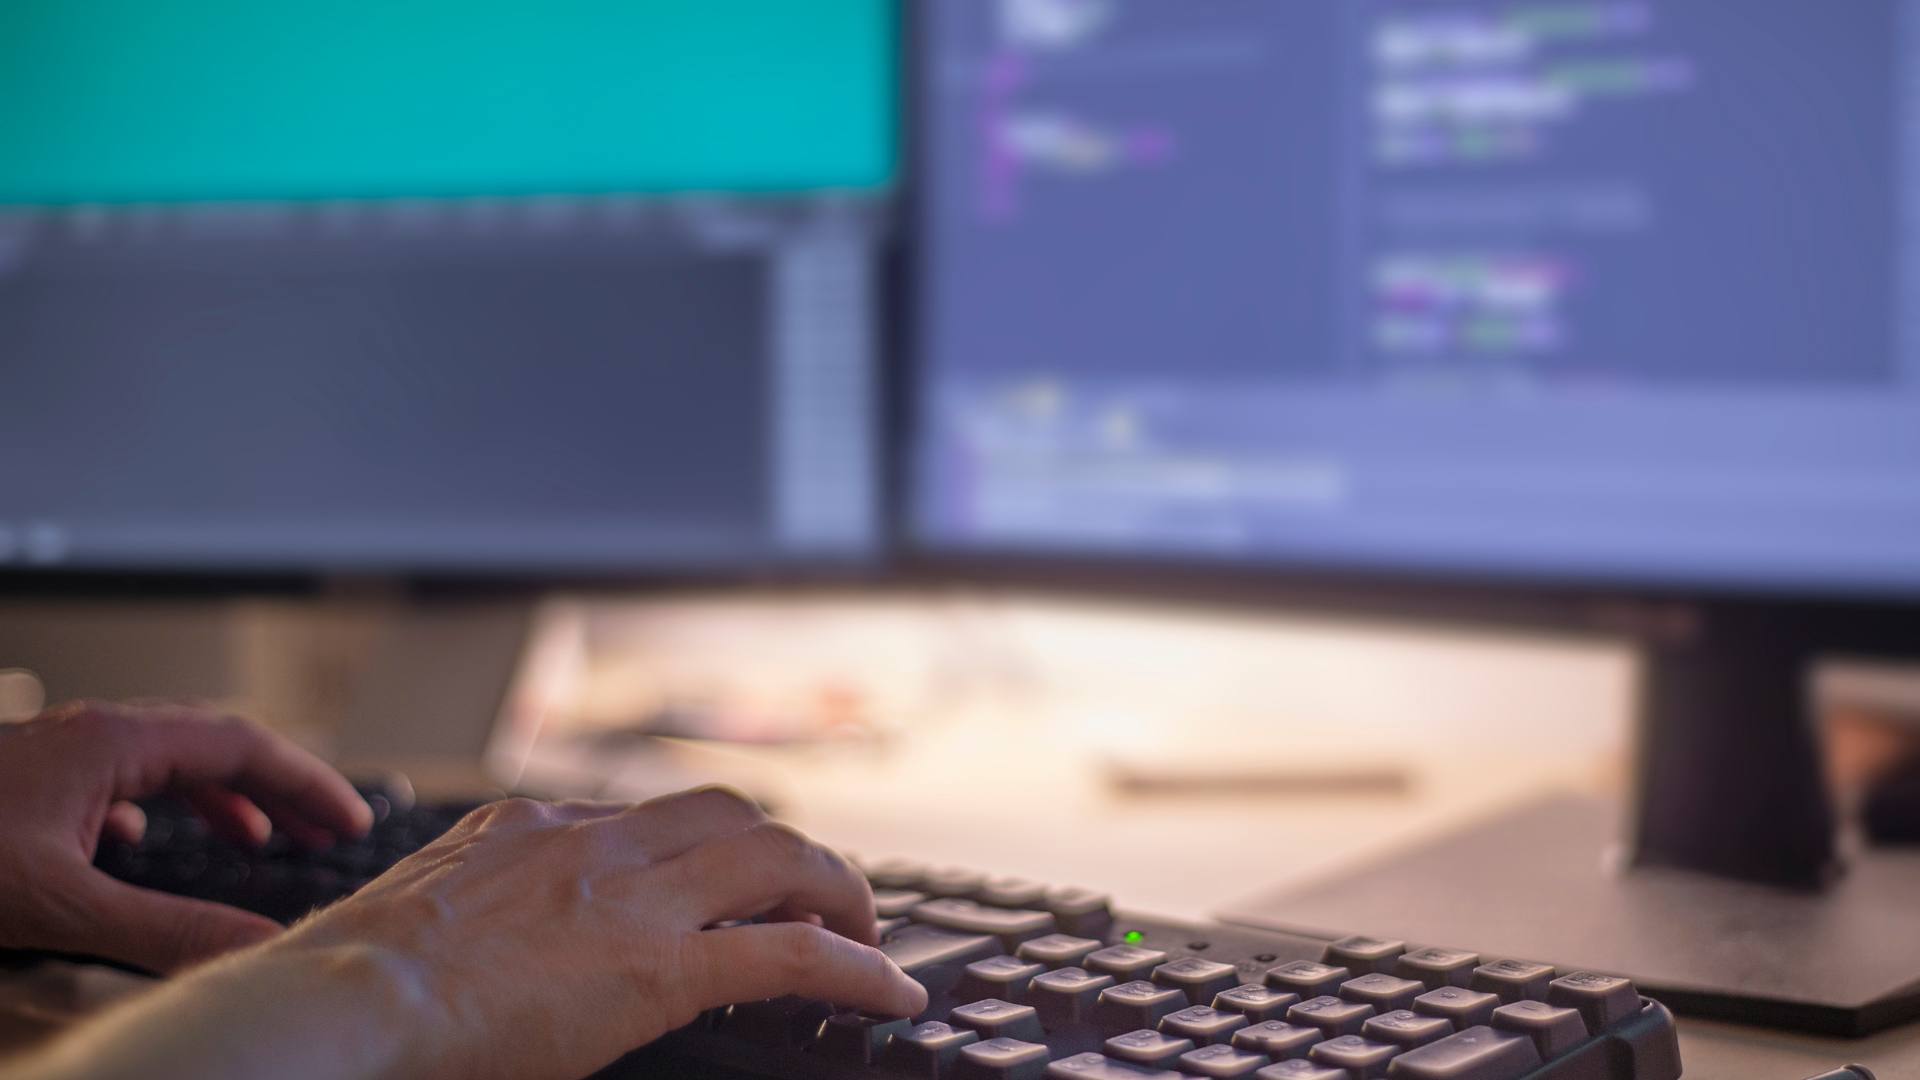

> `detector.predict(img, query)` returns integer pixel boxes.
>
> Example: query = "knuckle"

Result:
[672,785,767,825]
[466,797,550,831]
[747,821,813,863]
[776,923,834,977]
[690,784,763,814]
[494,797,554,826]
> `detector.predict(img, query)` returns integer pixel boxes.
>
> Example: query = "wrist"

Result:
[16,939,442,1080]
[243,937,451,1079]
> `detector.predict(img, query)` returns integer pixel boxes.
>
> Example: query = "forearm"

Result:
[2,942,438,1080]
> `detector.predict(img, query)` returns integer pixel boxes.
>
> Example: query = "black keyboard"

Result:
[82,798,1683,1080]
[88,783,486,926]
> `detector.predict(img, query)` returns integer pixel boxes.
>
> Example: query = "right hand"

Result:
[277,788,926,1080]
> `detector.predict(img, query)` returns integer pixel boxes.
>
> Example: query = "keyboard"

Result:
[78,796,1683,1080]
[85,784,486,926]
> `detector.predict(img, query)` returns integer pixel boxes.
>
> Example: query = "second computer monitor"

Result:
[912,0,1920,598]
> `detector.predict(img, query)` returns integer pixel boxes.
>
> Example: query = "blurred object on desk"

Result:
[502,587,1632,772]
[1820,661,1920,845]
[0,668,45,723]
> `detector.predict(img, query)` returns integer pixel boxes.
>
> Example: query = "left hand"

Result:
[0,700,372,974]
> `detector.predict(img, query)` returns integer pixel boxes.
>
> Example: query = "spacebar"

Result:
[880,926,1001,975]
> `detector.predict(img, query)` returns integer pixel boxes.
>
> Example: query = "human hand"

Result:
[272,789,926,1080]
[0,700,372,973]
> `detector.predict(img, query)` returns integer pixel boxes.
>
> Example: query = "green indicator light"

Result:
[1124,931,1145,944]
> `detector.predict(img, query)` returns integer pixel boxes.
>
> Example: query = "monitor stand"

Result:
[1216,604,1920,1037]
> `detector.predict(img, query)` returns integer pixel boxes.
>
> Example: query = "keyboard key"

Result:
[980,877,1049,908]
[878,917,912,939]
[1362,1010,1453,1050]
[1286,995,1374,1038]
[1469,960,1555,1004]
[1045,886,1115,937]
[1180,1043,1272,1077]
[1158,1004,1249,1045]
[876,888,931,918]
[1546,972,1641,1035]
[1339,973,1424,1013]
[1086,945,1171,981]
[721,997,834,1047]
[1384,1026,1541,1079]
[1029,966,1115,1030]
[1309,1034,1402,1079]
[1213,984,1300,1023]
[1231,1020,1322,1060]
[1104,1029,1195,1067]
[884,1021,981,1078]
[868,858,930,890]
[1412,987,1499,1030]
[1019,934,1105,968]
[958,956,1048,1004]
[1266,960,1350,999]
[883,925,1004,976]
[954,1036,1052,1080]
[915,898,1058,950]
[1490,1001,1587,1059]
[1046,1052,1185,1079]
[927,867,989,899]
[1153,957,1241,1005]
[1096,981,1189,1034]
[1253,1062,1348,1080]
[1325,936,1406,976]
[1395,948,1480,990]
[814,1012,913,1065]
[952,999,1047,1044]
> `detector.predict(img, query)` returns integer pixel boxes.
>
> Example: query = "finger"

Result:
[100,704,372,839]
[56,874,284,974]
[102,802,147,846]
[766,905,826,928]
[657,822,876,945]
[688,922,926,1019]
[249,791,345,851]
[182,786,273,847]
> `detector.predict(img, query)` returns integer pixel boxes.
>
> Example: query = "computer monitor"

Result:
[909,0,1920,889]
[913,0,1920,596]
[0,0,897,574]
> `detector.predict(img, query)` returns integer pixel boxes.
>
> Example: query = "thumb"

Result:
[66,874,284,974]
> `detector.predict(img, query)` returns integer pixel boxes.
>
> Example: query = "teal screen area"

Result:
[0,0,897,203]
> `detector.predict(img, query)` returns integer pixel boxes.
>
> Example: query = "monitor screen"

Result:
[0,1,895,573]
[912,0,1920,597]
